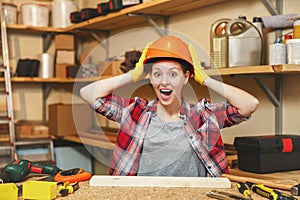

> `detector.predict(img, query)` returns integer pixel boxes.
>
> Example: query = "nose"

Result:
[161,74,170,85]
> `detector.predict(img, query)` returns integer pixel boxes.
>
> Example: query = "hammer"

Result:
[222,174,300,196]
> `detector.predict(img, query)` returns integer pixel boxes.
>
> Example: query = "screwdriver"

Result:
[237,182,252,199]
[246,181,297,200]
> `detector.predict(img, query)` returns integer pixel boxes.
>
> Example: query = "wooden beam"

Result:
[90,176,231,188]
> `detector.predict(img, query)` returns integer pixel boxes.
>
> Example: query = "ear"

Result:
[183,71,190,85]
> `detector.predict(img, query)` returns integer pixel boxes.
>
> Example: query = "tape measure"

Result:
[54,168,92,183]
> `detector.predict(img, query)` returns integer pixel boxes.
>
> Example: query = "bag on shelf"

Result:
[15,59,40,77]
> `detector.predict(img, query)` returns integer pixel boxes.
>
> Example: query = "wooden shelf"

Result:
[2,65,299,83]
[6,0,228,33]
[205,64,300,76]
[0,76,111,83]
[65,0,228,31]
[7,24,65,34]
[60,129,117,150]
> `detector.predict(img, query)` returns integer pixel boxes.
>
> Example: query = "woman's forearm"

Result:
[80,72,134,105]
[204,78,259,117]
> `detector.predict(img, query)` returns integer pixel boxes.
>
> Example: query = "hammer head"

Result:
[291,184,300,196]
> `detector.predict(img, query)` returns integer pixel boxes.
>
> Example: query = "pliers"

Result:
[207,190,252,200]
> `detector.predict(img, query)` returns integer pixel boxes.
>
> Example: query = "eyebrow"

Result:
[152,66,179,71]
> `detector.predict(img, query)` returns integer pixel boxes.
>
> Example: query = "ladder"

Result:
[0,3,17,165]
[0,4,55,165]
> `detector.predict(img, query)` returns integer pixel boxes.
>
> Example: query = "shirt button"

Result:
[190,136,193,139]
[208,166,211,169]
[184,122,187,125]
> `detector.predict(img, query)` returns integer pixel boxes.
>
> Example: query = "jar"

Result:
[2,3,17,25]
[269,39,287,65]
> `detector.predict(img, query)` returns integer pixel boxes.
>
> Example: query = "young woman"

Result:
[80,35,259,177]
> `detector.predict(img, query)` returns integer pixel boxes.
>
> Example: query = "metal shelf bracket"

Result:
[253,75,283,135]
[127,13,169,36]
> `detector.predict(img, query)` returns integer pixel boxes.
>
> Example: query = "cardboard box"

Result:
[48,103,92,136]
[98,60,123,76]
[55,34,75,50]
[55,50,75,64]
[234,135,300,173]
[55,64,72,78]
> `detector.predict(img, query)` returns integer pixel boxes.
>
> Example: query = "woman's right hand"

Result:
[129,42,152,82]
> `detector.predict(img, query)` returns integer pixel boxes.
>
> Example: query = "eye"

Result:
[169,71,178,77]
[153,71,161,77]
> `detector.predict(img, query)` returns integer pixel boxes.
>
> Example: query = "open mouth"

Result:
[160,89,172,96]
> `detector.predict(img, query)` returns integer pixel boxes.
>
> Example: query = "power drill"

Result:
[0,159,61,183]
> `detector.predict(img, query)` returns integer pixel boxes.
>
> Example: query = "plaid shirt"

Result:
[93,94,248,177]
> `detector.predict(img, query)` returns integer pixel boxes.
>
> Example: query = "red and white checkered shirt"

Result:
[93,94,248,177]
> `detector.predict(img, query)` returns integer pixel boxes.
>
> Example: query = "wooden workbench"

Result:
[55,181,247,200]
[54,169,300,200]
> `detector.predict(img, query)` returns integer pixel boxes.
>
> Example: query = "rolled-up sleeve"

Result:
[93,94,129,123]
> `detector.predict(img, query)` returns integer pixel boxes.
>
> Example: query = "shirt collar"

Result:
[145,97,190,119]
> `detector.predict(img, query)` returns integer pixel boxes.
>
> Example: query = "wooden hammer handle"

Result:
[222,174,294,191]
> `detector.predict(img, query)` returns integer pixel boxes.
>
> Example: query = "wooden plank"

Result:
[7,24,64,33]
[90,176,231,188]
[205,65,275,76]
[222,173,296,191]
[272,64,300,73]
[229,168,300,184]
[78,130,117,144]
[63,135,115,150]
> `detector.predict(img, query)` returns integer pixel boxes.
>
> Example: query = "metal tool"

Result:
[206,190,251,200]
[291,184,300,196]
[246,182,297,200]
[58,181,79,196]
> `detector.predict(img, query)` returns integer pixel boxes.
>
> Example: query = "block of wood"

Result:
[89,176,231,188]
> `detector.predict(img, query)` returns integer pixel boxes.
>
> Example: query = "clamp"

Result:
[58,181,79,197]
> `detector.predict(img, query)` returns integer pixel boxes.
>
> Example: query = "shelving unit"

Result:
[3,0,297,149]
[1,65,299,83]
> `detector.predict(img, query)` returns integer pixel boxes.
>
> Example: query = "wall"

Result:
[80,0,300,144]
[167,0,300,143]
[3,0,300,144]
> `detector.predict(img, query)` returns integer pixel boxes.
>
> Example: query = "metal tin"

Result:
[286,39,300,64]
[269,43,286,65]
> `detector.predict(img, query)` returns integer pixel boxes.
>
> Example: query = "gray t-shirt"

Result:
[137,115,206,177]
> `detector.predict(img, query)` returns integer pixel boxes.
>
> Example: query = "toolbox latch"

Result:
[281,138,293,152]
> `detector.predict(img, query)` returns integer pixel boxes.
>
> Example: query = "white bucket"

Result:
[21,3,49,27]
[52,0,77,28]
[2,3,17,25]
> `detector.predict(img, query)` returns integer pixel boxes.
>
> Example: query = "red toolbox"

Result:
[234,135,300,173]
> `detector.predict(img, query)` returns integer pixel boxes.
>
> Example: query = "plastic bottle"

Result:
[226,18,262,67]
[283,34,292,44]
[253,17,263,37]
[269,38,287,65]
[293,18,300,39]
